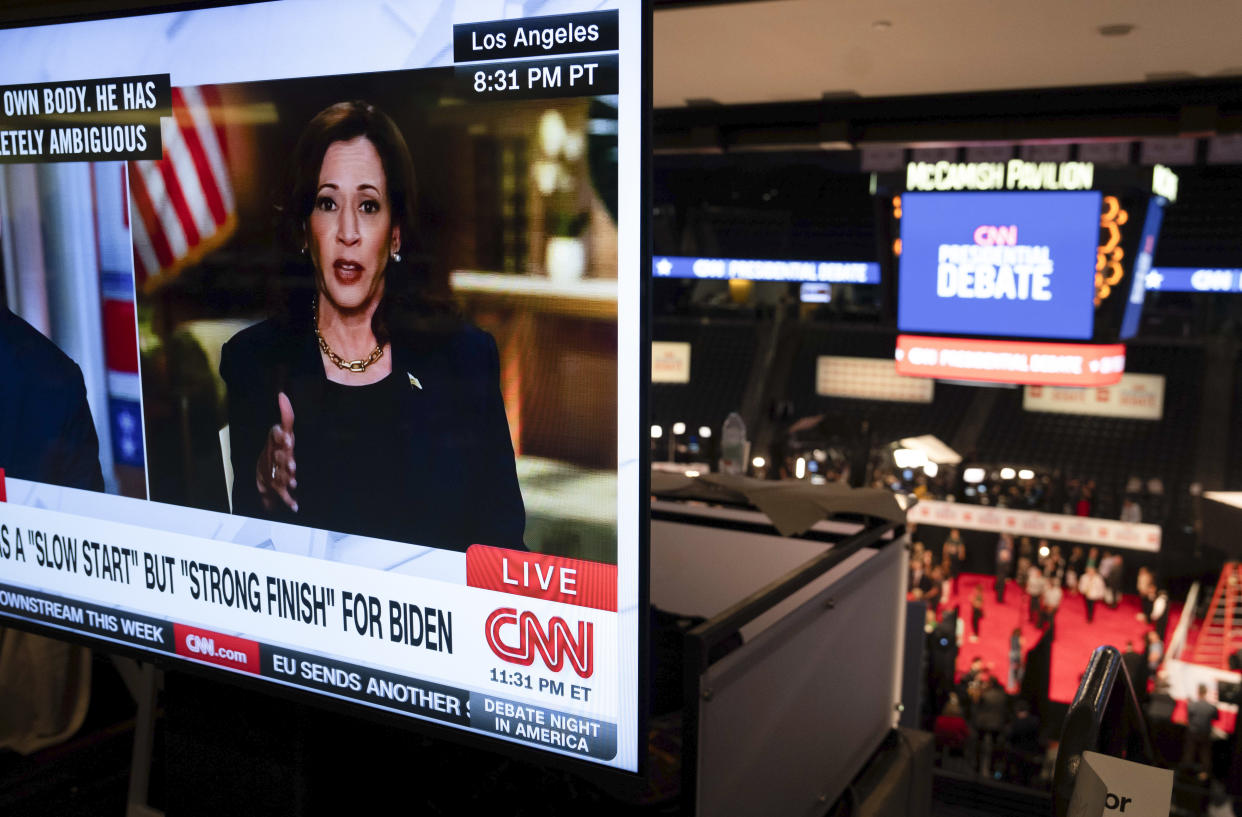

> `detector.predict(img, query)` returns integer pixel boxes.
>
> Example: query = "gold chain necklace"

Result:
[313,295,384,373]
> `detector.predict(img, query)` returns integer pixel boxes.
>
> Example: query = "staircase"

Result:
[1191,563,1242,669]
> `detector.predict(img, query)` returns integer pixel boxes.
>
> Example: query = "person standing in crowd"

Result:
[1081,565,1107,623]
[1005,699,1042,787]
[1146,629,1164,674]
[945,529,965,596]
[1086,546,1100,571]
[1121,497,1142,523]
[1019,536,1034,565]
[1121,640,1149,704]
[923,565,944,609]
[972,673,1009,777]
[1097,549,1114,604]
[1066,545,1085,593]
[1025,562,1046,625]
[1042,542,1065,587]
[1182,684,1219,780]
[970,585,985,643]
[1106,552,1124,610]
[934,694,971,768]
[1150,589,1169,642]
[1137,568,1154,620]
[1076,484,1094,517]
[1047,469,1067,513]
[909,541,926,593]
[1008,628,1024,692]
[1041,575,1063,630]
[995,532,1013,603]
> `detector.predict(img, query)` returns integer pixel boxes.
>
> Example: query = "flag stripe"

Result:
[128,162,174,269]
[162,110,216,239]
[139,154,190,259]
[182,85,235,212]
[171,87,228,225]
[128,196,159,284]
[154,122,202,248]
[128,83,235,289]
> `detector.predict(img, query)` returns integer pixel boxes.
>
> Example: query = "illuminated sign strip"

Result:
[1145,267,1242,293]
[905,160,1095,192]
[895,334,1126,387]
[652,256,880,283]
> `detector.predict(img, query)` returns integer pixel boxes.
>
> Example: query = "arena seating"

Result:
[782,325,972,446]
[973,342,1203,522]
[651,315,761,435]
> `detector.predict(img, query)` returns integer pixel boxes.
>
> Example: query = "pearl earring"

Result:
[391,251,401,262]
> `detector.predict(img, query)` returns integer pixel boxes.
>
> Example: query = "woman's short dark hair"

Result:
[280,100,453,338]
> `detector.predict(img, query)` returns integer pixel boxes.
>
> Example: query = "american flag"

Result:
[127,85,235,289]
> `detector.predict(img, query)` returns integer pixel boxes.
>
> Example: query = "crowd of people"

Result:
[908,528,1236,808]
[874,461,1171,524]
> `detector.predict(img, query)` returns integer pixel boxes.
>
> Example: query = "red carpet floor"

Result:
[947,573,1178,704]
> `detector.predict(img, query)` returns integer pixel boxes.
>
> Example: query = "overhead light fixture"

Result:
[796,457,806,479]
[1018,469,1035,480]
[964,468,986,484]
[893,448,928,469]
[924,462,939,478]
[672,422,686,435]
[1000,467,1017,480]
[651,425,663,439]
[685,470,701,478]
[699,426,712,438]
[1097,23,1135,37]
[752,456,766,469]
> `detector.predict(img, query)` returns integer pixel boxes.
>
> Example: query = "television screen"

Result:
[0,0,646,774]
[897,191,1101,340]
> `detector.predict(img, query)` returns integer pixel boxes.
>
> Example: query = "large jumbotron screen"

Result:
[0,0,648,773]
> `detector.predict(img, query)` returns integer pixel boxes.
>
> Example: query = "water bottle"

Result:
[719,412,748,476]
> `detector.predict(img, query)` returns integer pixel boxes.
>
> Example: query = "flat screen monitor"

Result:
[0,0,648,775]
[897,191,1101,340]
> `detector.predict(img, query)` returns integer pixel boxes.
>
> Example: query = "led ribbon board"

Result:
[895,335,1126,387]
[653,255,880,283]
[897,191,1101,340]
[1144,267,1242,292]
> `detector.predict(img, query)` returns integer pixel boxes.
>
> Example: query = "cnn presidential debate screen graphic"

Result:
[0,0,647,773]
[897,191,1102,340]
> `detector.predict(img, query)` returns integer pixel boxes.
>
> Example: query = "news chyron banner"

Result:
[0,0,644,774]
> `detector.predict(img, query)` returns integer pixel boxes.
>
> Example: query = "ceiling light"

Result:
[1097,23,1134,37]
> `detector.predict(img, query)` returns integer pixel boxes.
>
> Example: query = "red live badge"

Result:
[467,545,616,612]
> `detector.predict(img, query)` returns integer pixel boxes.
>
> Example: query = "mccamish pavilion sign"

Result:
[906,160,1095,192]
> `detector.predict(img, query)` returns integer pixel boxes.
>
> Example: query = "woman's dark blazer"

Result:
[219,309,525,552]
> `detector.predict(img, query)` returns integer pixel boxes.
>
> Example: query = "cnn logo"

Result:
[485,608,594,679]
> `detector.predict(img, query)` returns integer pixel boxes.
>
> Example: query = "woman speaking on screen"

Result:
[220,100,525,551]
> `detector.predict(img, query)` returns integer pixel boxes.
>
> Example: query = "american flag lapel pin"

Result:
[408,372,422,390]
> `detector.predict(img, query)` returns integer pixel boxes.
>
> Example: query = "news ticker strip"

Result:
[0,74,169,163]
[0,580,617,760]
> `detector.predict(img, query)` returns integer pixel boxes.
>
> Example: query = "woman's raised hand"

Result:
[257,392,298,512]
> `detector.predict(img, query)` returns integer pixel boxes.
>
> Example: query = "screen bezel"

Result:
[0,0,652,783]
